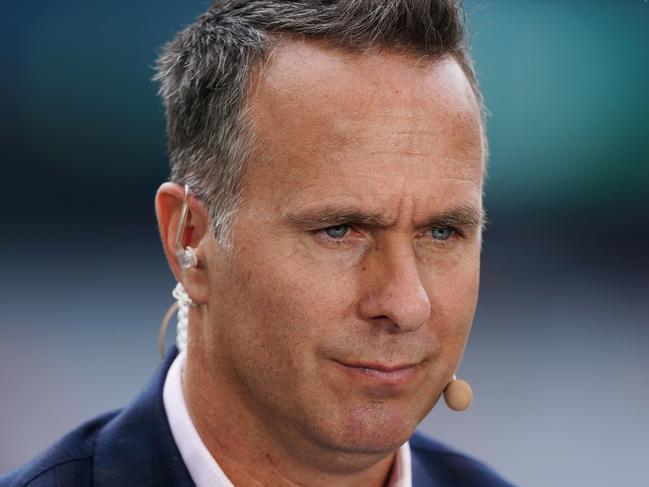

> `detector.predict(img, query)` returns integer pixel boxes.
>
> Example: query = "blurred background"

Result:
[1,1,647,485]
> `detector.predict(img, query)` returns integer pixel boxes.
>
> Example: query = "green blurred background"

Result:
[1,1,648,485]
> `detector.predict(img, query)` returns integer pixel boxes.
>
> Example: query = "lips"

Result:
[332,359,420,386]
[341,361,419,373]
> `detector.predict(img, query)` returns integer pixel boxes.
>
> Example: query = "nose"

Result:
[357,239,431,332]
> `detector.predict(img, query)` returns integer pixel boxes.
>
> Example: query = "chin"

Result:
[322,402,419,455]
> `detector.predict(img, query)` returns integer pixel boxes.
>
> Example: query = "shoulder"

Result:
[0,411,118,487]
[410,431,518,487]
[0,349,190,487]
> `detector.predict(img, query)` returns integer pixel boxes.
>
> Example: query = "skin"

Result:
[156,39,485,487]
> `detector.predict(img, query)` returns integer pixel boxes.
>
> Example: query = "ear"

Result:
[155,182,210,305]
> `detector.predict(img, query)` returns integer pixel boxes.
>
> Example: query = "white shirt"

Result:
[163,352,412,487]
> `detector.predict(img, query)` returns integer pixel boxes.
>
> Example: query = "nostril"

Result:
[370,315,403,334]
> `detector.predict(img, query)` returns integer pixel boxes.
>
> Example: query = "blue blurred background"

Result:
[1,1,648,485]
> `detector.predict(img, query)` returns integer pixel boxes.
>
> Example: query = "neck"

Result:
[182,344,399,487]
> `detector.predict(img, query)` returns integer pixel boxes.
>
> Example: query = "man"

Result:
[1,1,516,486]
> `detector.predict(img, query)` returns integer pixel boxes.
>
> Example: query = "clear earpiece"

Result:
[175,184,197,269]
[176,248,197,269]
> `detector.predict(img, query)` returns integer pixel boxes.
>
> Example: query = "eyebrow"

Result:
[285,204,486,231]
[285,206,388,229]
[418,205,487,231]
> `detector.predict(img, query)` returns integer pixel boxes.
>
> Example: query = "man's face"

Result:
[199,41,484,458]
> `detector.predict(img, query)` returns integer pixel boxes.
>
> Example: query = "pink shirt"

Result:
[163,352,412,487]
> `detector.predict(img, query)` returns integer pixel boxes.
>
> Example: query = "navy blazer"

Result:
[1,350,516,486]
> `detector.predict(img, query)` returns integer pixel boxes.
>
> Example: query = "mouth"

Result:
[332,359,420,386]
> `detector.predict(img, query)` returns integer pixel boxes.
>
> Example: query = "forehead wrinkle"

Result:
[332,109,483,173]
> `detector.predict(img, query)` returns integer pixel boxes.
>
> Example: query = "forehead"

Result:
[242,39,485,216]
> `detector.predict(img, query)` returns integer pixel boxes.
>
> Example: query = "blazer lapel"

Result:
[94,348,194,487]
[411,447,443,487]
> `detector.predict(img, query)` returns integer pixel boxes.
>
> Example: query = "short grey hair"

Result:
[155,0,483,243]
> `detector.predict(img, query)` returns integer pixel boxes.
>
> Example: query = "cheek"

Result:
[424,252,480,346]
[207,248,362,418]
[218,247,358,360]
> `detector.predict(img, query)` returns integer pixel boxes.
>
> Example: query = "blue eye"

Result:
[430,227,455,241]
[324,225,349,238]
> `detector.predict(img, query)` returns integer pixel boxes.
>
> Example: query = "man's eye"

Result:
[430,227,455,241]
[324,225,349,239]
